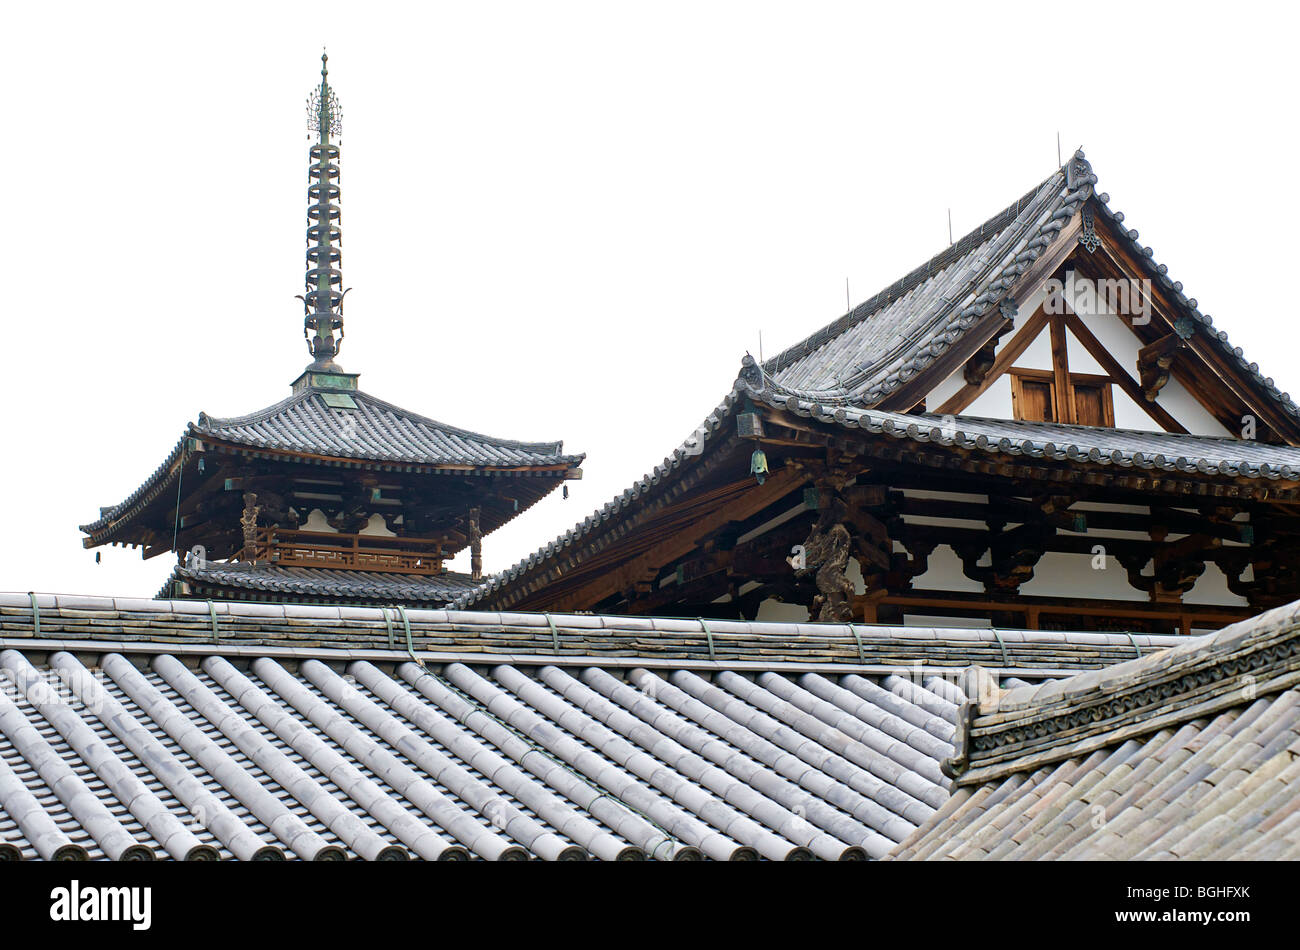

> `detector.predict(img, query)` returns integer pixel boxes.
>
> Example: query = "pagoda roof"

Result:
[164,561,483,606]
[79,383,583,547]
[194,386,581,469]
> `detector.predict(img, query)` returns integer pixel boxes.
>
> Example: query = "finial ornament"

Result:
[302,52,346,369]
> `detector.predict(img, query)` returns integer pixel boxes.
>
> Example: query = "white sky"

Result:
[3,1,1297,598]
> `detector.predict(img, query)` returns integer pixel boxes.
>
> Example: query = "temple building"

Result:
[459,152,1300,636]
[79,56,583,606]
[6,60,1298,866]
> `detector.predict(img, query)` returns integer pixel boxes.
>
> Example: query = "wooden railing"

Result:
[253,527,444,575]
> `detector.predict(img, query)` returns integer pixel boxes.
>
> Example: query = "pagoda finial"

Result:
[302,50,346,371]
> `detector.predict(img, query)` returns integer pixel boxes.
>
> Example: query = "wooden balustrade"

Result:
[252,527,444,575]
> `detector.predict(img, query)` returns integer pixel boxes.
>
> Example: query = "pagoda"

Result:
[80,55,583,606]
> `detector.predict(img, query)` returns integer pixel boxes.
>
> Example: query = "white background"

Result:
[2,1,1296,598]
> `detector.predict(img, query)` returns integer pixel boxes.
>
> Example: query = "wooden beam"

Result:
[1049,313,1075,424]
[1062,310,1189,434]
[936,305,1051,415]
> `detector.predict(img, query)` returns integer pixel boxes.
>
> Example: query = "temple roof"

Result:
[193,387,579,469]
[890,599,1300,860]
[762,152,1299,426]
[79,384,582,547]
[0,593,1182,861]
[455,153,1300,612]
[456,389,1300,610]
[738,388,1300,479]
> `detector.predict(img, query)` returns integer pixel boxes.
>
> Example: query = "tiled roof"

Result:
[164,563,484,606]
[457,153,1299,610]
[762,151,1299,423]
[889,598,1300,860]
[0,593,1168,862]
[745,387,1300,480]
[0,594,1182,672]
[79,385,582,539]
[193,387,581,469]
[764,171,1075,404]
[457,381,1300,609]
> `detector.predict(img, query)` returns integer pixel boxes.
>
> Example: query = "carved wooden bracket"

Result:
[1137,332,1183,402]
[240,492,260,562]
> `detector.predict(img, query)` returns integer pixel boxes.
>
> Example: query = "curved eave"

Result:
[80,432,582,551]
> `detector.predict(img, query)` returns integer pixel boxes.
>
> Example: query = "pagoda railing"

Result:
[252,526,444,575]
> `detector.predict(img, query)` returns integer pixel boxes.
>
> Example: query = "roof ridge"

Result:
[2,591,1186,670]
[945,599,1300,785]
[762,169,1064,378]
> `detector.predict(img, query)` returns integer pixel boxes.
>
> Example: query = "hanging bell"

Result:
[750,448,769,485]
[563,484,569,499]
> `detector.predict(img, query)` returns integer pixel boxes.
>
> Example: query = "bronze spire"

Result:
[302,51,346,370]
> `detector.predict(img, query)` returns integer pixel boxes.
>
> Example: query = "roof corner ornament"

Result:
[303,51,347,371]
[738,353,765,392]
[1065,148,1096,197]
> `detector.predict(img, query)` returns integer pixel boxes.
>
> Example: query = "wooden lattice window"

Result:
[1010,368,1114,427]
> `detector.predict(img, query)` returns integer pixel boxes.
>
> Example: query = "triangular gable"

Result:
[895,196,1300,444]
[759,153,1300,447]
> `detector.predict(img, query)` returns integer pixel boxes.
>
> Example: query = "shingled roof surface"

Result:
[164,563,484,606]
[889,598,1300,860]
[0,594,1183,861]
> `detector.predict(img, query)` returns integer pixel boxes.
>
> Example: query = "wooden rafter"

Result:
[1061,310,1189,434]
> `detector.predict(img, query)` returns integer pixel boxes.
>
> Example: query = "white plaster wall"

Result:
[359,513,396,537]
[1018,551,1148,602]
[1182,561,1249,607]
[910,544,984,593]
[302,509,337,533]
[1064,305,1231,436]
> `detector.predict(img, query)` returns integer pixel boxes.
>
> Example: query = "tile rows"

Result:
[0,648,981,861]
[891,688,1300,860]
